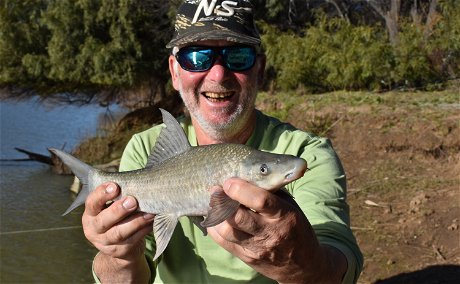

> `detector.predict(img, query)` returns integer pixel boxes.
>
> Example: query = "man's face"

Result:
[169,40,265,140]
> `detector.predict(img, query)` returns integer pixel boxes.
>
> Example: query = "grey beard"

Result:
[180,93,252,142]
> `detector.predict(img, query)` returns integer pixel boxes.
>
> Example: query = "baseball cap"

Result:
[166,0,261,48]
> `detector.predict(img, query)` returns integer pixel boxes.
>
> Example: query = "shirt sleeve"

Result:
[288,136,363,283]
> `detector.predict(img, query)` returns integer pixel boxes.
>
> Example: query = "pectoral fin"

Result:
[152,213,179,261]
[201,190,240,227]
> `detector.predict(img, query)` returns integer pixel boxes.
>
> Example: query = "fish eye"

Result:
[260,164,269,175]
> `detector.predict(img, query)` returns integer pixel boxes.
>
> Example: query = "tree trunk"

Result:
[368,0,401,46]
[424,0,439,39]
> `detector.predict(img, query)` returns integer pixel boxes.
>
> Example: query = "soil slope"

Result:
[258,88,460,283]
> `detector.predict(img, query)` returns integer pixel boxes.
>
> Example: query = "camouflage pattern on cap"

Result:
[167,0,261,48]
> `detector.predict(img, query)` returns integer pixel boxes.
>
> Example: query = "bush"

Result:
[391,21,442,88]
[261,8,458,93]
[262,15,392,92]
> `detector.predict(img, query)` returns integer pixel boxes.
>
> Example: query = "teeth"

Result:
[205,92,233,99]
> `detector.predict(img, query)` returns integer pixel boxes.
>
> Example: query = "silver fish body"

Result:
[93,143,306,216]
[50,109,307,260]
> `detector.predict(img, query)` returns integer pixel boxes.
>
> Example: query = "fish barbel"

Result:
[50,109,307,260]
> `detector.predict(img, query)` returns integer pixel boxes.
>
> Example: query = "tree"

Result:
[0,0,173,108]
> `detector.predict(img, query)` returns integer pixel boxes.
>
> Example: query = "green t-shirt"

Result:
[111,110,363,283]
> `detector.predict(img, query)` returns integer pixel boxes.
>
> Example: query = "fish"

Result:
[49,108,308,260]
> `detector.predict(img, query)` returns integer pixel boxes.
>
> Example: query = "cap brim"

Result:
[166,29,261,48]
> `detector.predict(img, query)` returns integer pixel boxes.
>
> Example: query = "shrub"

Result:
[391,21,441,88]
[261,14,393,92]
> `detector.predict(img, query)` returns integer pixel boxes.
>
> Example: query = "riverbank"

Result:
[73,85,460,283]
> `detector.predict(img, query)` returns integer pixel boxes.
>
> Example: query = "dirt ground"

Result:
[269,89,460,283]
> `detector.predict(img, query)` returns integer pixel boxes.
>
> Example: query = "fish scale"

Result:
[50,109,308,261]
[122,145,251,215]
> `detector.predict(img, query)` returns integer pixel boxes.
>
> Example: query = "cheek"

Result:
[235,68,260,89]
[177,70,206,91]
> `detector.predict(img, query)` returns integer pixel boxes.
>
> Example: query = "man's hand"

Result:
[207,178,347,283]
[82,182,154,283]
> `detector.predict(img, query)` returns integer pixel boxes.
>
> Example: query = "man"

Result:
[83,0,363,283]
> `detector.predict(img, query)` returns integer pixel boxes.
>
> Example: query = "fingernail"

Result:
[105,183,116,194]
[122,197,136,210]
[143,213,155,220]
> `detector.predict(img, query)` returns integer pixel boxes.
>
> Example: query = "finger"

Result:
[223,178,287,217]
[104,211,155,245]
[90,195,140,234]
[226,207,265,236]
[84,182,120,217]
[208,226,259,264]
[209,220,252,243]
[99,216,154,259]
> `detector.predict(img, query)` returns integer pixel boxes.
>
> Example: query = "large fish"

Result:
[50,109,307,260]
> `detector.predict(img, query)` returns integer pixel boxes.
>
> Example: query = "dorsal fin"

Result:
[146,108,191,167]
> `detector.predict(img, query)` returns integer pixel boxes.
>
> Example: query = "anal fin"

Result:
[201,190,240,227]
[153,213,179,261]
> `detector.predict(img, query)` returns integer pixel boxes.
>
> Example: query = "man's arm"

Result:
[83,182,154,283]
[207,178,347,283]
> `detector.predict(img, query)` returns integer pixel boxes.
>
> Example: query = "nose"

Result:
[206,56,230,83]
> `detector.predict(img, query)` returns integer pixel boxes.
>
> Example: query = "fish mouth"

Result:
[285,159,308,182]
[202,92,234,102]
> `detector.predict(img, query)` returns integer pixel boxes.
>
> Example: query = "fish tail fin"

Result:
[48,148,94,216]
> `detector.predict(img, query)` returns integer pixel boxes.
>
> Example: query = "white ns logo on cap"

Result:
[192,0,238,24]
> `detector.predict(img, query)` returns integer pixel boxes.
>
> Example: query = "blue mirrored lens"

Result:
[177,48,213,71]
[176,46,256,72]
[223,47,256,71]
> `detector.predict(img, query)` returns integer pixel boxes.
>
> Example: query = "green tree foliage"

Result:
[262,2,459,92]
[1,0,172,104]
[262,14,393,92]
[391,20,439,87]
[1,0,458,103]
[0,0,50,88]
[433,0,460,76]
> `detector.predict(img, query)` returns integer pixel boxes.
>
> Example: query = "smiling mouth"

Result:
[203,92,234,102]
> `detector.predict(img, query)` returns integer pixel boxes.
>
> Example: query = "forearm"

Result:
[93,252,151,284]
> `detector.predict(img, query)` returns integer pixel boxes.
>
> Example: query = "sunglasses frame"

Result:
[174,45,257,72]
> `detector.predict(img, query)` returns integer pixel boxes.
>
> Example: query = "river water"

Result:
[0,98,124,283]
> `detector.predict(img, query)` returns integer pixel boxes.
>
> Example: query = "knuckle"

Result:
[252,195,272,211]
[109,227,126,243]
[85,191,104,212]
[233,210,256,229]
[233,209,247,225]
[82,226,94,243]
[241,248,264,264]
[215,222,230,234]
[101,245,118,257]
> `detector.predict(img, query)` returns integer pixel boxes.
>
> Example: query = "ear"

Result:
[256,54,266,87]
[169,55,180,91]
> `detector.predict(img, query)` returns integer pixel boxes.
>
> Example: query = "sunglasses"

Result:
[175,46,257,72]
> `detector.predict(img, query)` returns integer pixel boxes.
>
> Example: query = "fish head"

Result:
[240,150,308,192]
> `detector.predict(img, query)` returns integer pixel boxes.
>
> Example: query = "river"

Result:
[0,98,125,283]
